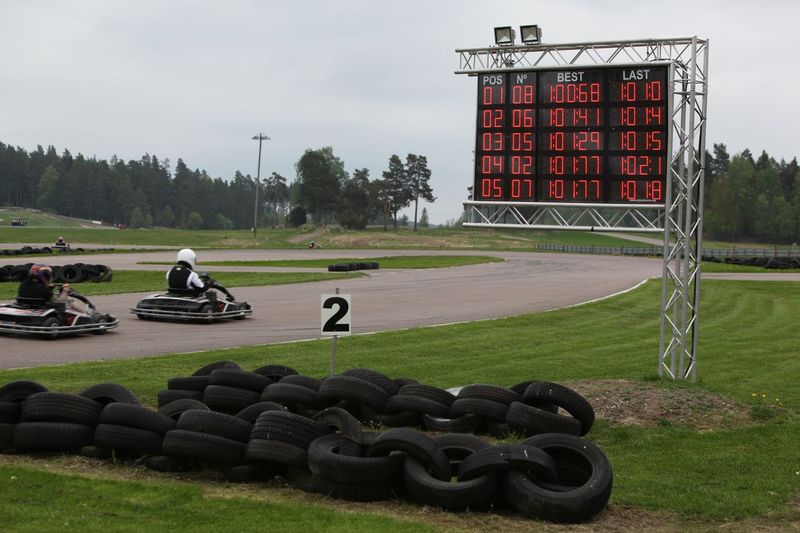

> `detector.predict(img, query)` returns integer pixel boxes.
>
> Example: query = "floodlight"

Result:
[520,25,542,44]
[494,26,515,46]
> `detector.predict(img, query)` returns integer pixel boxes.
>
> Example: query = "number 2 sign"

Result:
[321,294,351,336]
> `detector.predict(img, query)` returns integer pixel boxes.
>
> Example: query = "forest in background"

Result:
[0,140,797,242]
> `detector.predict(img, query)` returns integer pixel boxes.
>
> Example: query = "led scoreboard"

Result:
[474,65,669,203]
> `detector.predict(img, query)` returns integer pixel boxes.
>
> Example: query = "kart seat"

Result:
[167,287,199,297]
[15,296,50,308]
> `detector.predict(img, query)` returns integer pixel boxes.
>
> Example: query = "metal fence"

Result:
[533,243,800,259]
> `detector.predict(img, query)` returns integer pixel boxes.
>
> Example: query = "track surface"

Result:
[1,249,664,369]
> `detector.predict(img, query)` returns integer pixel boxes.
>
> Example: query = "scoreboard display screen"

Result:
[474,65,669,203]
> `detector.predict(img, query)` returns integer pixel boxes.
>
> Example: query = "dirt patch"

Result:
[287,227,328,244]
[566,379,751,430]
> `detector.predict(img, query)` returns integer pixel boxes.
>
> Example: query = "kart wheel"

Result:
[39,317,60,340]
[198,304,215,323]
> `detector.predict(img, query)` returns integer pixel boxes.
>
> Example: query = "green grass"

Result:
[702,261,800,273]
[1,280,799,527]
[0,270,361,299]
[0,207,88,228]
[159,255,504,269]
[0,225,649,251]
[0,464,432,533]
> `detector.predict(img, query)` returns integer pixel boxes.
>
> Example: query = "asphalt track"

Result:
[1,249,669,369]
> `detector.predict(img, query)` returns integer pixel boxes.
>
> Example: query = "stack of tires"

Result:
[0,263,113,283]
[327,262,379,272]
[0,365,613,523]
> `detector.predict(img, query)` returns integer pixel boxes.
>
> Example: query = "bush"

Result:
[288,207,307,227]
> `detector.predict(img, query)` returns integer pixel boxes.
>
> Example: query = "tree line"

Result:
[0,142,435,231]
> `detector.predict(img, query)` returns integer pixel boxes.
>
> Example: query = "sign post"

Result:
[321,289,351,376]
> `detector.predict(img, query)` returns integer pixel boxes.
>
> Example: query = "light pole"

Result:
[251,133,270,238]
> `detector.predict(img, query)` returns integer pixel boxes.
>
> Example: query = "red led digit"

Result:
[549,156,565,175]
[590,82,600,102]
[638,155,651,175]
[573,179,586,198]
[492,178,503,198]
[481,178,491,198]
[573,108,588,126]
[645,81,662,101]
[482,109,503,129]
[620,179,637,200]
[548,108,565,127]
[482,86,493,105]
[510,178,533,199]
[510,156,533,175]
[511,132,533,151]
[646,107,662,125]
[647,180,662,201]
[548,179,565,199]
[591,179,601,198]
[481,132,503,151]
[620,81,637,102]
[512,109,534,128]
[512,84,535,104]
[549,132,565,151]
[481,155,504,174]
[621,131,636,150]
[646,131,662,150]
[621,107,637,126]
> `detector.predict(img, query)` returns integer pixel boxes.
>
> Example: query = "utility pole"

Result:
[252,133,270,238]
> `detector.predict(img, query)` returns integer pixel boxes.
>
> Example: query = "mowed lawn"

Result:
[0,280,798,530]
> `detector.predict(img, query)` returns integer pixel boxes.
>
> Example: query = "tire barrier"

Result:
[703,255,800,269]
[0,246,114,256]
[0,366,611,523]
[327,262,379,272]
[0,264,113,283]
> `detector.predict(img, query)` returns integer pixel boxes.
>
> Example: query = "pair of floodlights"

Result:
[494,25,541,46]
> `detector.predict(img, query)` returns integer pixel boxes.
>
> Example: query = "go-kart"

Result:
[130,274,252,322]
[0,287,119,339]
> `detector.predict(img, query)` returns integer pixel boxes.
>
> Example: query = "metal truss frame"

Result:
[456,36,709,380]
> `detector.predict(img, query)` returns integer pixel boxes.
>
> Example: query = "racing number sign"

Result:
[321,294,351,336]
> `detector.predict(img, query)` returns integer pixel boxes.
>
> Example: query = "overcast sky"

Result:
[1,1,797,223]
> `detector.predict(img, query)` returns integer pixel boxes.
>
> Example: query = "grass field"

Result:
[0,225,649,250]
[0,270,361,300]
[0,279,798,530]
[702,261,800,273]
[0,208,89,228]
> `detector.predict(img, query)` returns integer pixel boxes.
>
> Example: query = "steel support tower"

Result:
[455,37,709,380]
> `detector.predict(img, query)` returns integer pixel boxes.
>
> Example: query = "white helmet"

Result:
[176,248,197,269]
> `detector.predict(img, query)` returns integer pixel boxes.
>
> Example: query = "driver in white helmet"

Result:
[167,248,210,297]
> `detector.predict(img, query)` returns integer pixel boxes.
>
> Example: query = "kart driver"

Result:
[167,248,210,297]
[17,264,88,313]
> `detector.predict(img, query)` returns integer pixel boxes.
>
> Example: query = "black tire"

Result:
[505,402,582,437]
[393,377,418,387]
[157,389,203,408]
[312,407,363,442]
[404,457,498,511]
[261,383,319,409]
[94,423,163,455]
[0,402,21,424]
[0,380,48,402]
[60,264,84,283]
[94,264,113,283]
[157,399,209,420]
[192,360,241,376]
[162,429,246,464]
[318,375,389,412]
[202,385,261,412]
[457,444,557,482]
[278,374,322,391]
[253,364,298,381]
[367,427,451,481]
[176,410,253,443]
[79,383,139,406]
[522,382,595,435]
[458,384,521,405]
[450,398,508,422]
[385,394,451,418]
[422,413,486,434]
[327,264,351,272]
[235,401,287,424]
[198,303,215,323]
[308,434,403,485]
[39,316,61,339]
[167,376,210,392]
[398,384,456,406]
[251,411,330,447]
[14,422,94,451]
[433,433,492,477]
[245,438,308,467]
[100,403,176,435]
[0,423,16,451]
[21,392,103,426]
[505,433,613,523]
[209,368,270,393]
[342,368,399,396]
